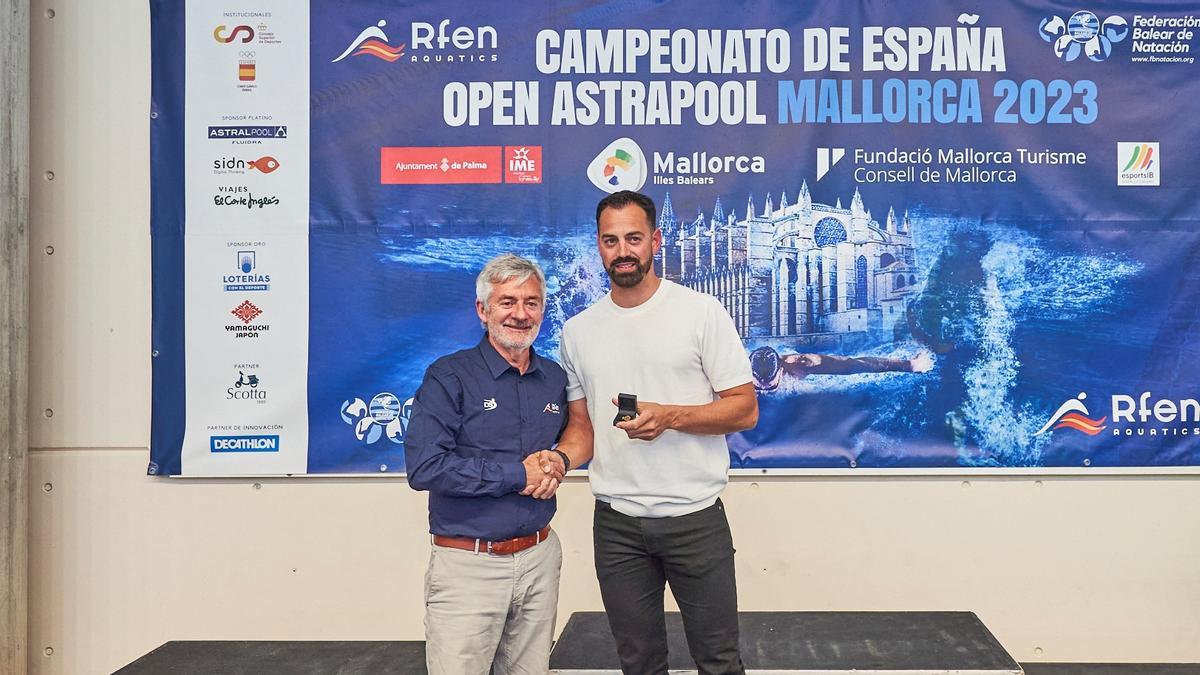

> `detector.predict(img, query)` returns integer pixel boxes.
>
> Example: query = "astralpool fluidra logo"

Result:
[1038,11,1129,62]
[1037,391,1200,438]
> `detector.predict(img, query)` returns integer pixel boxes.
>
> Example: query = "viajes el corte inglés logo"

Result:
[1038,11,1129,61]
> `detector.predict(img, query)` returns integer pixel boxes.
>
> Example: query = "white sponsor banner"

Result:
[183,0,310,475]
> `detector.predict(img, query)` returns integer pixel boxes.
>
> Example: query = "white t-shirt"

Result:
[560,279,753,517]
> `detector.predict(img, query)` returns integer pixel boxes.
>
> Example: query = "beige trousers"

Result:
[424,530,562,675]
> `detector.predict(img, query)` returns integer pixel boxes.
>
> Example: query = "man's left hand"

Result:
[612,397,676,441]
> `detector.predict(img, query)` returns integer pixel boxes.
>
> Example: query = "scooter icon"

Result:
[234,371,259,389]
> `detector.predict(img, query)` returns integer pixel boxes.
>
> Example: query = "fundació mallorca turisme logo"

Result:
[1038,11,1129,62]
[1034,392,1108,436]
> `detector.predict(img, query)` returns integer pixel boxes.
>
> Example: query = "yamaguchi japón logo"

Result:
[587,138,647,193]
[1039,11,1129,62]
[1117,142,1159,186]
[331,19,405,63]
[1034,392,1108,436]
[340,392,413,444]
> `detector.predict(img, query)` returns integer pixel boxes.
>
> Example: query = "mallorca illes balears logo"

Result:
[1034,392,1108,436]
[1117,142,1159,186]
[588,138,646,193]
[1039,11,1129,62]
[340,392,413,444]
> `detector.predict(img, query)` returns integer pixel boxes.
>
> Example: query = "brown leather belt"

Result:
[433,526,552,555]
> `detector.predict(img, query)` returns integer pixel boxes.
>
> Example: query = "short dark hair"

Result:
[595,191,656,230]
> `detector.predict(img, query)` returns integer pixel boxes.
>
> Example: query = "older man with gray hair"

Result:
[405,253,570,674]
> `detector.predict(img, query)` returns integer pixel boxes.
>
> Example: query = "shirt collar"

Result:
[478,333,541,379]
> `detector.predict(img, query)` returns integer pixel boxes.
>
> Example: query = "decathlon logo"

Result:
[332,19,405,63]
[1034,392,1108,436]
[588,138,647,193]
[1038,11,1129,62]
[816,147,845,181]
[210,434,279,452]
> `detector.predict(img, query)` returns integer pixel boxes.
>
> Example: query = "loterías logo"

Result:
[1038,11,1129,62]
[1034,392,1108,436]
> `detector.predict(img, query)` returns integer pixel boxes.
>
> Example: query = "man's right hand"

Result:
[521,451,563,499]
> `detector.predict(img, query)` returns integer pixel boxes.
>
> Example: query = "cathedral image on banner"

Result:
[656,184,919,342]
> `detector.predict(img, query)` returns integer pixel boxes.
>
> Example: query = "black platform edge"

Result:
[1020,664,1200,675]
[114,640,428,675]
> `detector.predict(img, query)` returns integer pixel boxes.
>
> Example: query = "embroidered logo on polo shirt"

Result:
[543,403,561,414]
[483,398,497,411]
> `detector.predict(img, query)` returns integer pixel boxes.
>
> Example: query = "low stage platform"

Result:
[114,612,1200,674]
[548,610,1021,674]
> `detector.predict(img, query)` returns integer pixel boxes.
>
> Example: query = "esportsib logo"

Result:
[210,434,279,452]
[1039,11,1129,62]
[587,138,646,193]
[1034,392,1108,436]
[1117,142,1159,186]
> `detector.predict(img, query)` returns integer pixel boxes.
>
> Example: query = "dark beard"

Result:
[606,256,652,288]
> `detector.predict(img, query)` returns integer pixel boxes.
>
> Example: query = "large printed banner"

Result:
[150,0,1200,475]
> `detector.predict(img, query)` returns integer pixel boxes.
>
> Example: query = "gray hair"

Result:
[475,254,547,310]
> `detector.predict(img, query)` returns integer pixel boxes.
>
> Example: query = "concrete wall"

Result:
[26,1,1200,673]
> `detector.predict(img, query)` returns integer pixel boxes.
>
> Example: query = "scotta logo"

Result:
[214,24,255,44]
[228,366,267,403]
[1117,142,1159,186]
[224,250,270,292]
[1038,11,1129,62]
[588,138,647,193]
[340,392,413,444]
[1034,392,1108,436]
[816,147,846,181]
[210,434,278,453]
[332,19,405,63]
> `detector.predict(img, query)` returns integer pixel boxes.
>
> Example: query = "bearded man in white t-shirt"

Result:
[550,190,759,675]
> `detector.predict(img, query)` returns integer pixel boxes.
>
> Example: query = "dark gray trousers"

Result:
[593,499,745,675]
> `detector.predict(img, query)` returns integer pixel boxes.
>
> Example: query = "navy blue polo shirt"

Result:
[404,334,568,540]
